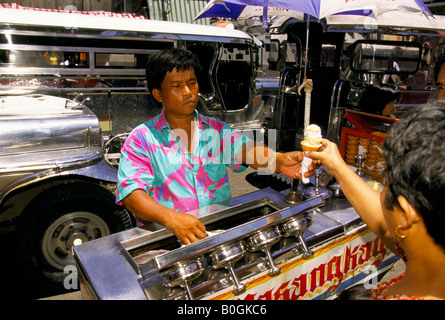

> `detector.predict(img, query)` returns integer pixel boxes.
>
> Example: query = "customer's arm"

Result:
[309,139,395,252]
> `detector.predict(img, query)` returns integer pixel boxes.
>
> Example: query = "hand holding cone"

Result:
[301,124,322,183]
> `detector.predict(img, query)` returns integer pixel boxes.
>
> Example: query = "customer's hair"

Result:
[383,101,445,250]
[145,47,202,92]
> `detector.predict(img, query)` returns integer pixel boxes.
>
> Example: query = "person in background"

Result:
[309,101,445,300]
[358,84,398,117]
[116,48,315,244]
[434,58,445,100]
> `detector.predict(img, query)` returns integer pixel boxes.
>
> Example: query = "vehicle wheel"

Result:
[13,182,134,289]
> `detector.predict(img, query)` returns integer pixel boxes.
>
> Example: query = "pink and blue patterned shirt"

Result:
[116,110,250,225]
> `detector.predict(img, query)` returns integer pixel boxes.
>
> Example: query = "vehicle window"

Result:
[0,50,88,68]
[320,44,336,67]
[95,53,148,69]
[96,53,135,68]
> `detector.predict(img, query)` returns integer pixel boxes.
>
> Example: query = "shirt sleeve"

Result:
[116,129,155,205]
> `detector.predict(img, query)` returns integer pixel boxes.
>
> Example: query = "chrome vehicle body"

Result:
[0,94,133,288]
[0,94,110,215]
[0,7,266,159]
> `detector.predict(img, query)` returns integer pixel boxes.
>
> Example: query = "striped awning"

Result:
[147,0,210,25]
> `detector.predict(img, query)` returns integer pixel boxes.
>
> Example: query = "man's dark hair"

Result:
[359,85,398,115]
[383,100,445,251]
[145,47,202,92]
[434,55,445,84]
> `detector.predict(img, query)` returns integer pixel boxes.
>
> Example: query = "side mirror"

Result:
[351,40,421,74]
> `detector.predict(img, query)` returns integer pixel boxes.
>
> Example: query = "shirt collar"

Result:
[158,109,209,132]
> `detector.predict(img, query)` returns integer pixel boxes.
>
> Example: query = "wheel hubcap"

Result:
[42,212,110,270]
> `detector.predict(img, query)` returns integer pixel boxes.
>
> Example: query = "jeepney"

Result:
[0,5,266,167]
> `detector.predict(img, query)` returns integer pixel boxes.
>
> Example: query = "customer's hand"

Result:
[307,139,346,177]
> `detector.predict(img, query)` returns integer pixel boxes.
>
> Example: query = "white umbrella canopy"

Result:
[195,0,432,26]
[326,10,445,32]
[224,0,432,19]
[237,6,306,20]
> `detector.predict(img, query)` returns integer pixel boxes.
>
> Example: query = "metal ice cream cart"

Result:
[73,185,398,300]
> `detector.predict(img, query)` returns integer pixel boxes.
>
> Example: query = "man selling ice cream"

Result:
[116,48,318,245]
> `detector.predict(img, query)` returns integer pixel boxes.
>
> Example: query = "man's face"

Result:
[152,67,199,117]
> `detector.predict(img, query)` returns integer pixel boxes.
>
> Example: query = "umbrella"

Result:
[219,0,432,20]
[326,10,445,33]
[195,0,432,24]
[194,0,305,25]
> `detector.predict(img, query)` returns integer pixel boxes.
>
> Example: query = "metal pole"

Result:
[304,16,309,78]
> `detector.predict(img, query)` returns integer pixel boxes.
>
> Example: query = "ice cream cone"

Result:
[301,142,320,184]
[301,140,321,152]
[300,154,312,184]
[301,124,322,183]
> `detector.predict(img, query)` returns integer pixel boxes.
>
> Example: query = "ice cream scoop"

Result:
[301,124,322,151]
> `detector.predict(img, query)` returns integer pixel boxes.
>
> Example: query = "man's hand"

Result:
[164,211,207,245]
[277,151,318,180]
[122,189,207,245]
[237,142,317,180]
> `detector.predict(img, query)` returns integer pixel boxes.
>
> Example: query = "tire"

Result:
[13,182,134,289]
